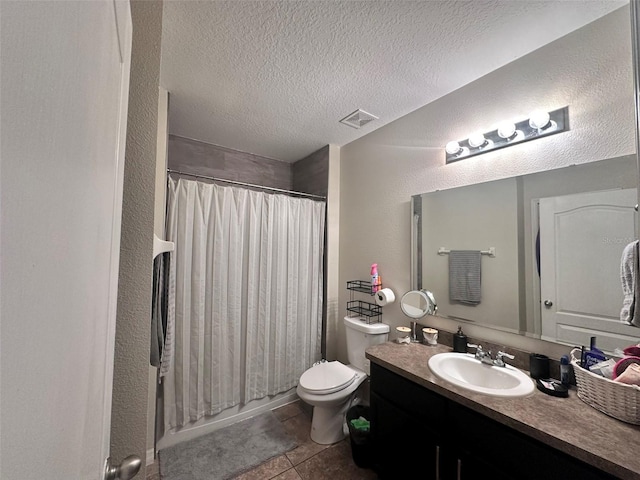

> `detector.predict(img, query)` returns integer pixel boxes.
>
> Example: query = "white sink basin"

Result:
[428,352,535,398]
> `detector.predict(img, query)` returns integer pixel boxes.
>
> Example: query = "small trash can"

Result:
[346,404,372,468]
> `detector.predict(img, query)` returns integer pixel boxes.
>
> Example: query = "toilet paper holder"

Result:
[375,288,396,306]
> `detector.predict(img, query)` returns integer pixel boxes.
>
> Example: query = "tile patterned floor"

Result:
[146,400,378,480]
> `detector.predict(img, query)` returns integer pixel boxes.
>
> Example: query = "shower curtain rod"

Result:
[167,169,327,200]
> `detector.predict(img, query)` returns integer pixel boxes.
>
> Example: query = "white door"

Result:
[539,188,640,352]
[1,1,132,478]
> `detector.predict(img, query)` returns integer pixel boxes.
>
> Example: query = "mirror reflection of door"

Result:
[539,188,639,352]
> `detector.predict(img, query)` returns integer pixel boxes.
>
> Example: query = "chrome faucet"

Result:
[468,343,494,365]
[410,321,419,343]
[467,343,514,367]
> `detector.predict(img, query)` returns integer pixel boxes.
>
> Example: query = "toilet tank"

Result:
[344,316,389,375]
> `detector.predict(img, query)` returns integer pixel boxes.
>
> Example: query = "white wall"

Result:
[110,0,163,474]
[338,6,635,361]
[147,87,170,463]
[1,1,131,477]
[325,145,341,360]
[154,88,170,237]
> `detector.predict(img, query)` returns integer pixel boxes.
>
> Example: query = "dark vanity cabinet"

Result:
[369,363,617,480]
[369,363,447,479]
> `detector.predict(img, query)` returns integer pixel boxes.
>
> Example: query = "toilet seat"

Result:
[299,361,356,395]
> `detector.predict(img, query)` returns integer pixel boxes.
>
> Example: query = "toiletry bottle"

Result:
[453,326,468,353]
[560,355,570,386]
[370,264,380,294]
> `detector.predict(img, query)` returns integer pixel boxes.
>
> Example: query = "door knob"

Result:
[544,300,553,307]
[104,455,142,480]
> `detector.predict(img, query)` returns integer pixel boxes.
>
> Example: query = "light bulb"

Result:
[497,121,516,139]
[445,141,462,155]
[529,110,551,130]
[468,132,486,148]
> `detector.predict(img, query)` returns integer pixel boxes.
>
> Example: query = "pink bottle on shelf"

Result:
[371,263,381,293]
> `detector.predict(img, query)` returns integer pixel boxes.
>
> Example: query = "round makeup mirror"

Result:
[400,290,437,318]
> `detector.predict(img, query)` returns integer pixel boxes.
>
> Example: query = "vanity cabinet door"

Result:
[370,391,442,479]
[370,363,447,422]
[449,403,618,480]
[454,450,512,480]
[370,363,448,479]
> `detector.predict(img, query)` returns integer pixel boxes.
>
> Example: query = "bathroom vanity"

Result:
[366,342,640,480]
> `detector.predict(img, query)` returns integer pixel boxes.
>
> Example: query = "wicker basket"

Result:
[570,348,640,425]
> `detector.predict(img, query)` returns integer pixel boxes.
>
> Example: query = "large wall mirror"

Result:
[412,2,640,354]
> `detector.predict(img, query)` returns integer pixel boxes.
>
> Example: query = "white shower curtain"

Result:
[163,177,325,429]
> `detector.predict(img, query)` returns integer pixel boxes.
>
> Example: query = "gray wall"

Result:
[110,0,163,474]
[168,135,330,198]
[293,145,329,197]
[168,134,292,190]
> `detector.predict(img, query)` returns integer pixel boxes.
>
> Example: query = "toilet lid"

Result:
[299,361,357,395]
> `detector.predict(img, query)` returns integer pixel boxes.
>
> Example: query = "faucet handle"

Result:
[468,343,488,360]
[494,351,515,367]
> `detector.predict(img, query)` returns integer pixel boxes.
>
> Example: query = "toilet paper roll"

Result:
[375,288,396,306]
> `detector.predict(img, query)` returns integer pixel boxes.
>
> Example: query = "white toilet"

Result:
[296,316,389,444]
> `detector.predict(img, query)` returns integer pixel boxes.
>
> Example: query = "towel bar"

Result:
[438,247,496,257]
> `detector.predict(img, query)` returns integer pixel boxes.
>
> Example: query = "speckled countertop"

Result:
[366,341,640,480]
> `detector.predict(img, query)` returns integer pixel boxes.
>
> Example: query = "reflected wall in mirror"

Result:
[411,4,640,353]
[414,156,638,353]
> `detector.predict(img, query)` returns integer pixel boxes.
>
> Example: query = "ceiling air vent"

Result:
[339,109,378,129]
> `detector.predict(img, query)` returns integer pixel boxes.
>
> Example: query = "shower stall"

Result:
[156,172,326,449]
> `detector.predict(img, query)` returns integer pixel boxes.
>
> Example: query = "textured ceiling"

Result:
[160,1,626,163]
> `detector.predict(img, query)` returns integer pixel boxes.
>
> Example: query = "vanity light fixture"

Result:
[468,132,487,148]
[445,141,471,157]
[529,110,552,130]
[445,106,569,164]
[445,140,462,155]
[497,121,517,139]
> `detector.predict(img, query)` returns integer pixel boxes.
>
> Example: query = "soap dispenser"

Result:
[453,326,468,353]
